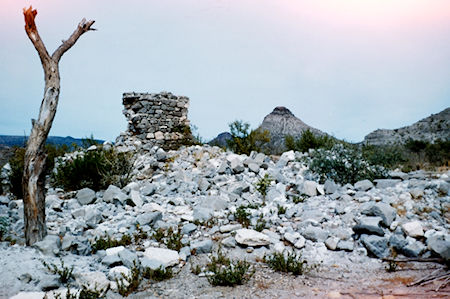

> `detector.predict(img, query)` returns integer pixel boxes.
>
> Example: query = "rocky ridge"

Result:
[364,107,450,145]
[1,145,449,297]
[259,106,325,151]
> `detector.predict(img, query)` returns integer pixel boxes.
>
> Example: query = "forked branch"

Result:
[52,18,96,62]
[23,6,95,64]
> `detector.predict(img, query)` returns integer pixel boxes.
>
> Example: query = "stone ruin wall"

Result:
[115,92,192,152]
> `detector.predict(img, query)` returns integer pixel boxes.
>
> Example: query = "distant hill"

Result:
[209,106,328,152]
[258,106,326,152]
[208,132,232,148]
[364,107,450,145]
[0,135,104,148]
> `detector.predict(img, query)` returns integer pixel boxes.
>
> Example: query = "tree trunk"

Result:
[22,6,95,245]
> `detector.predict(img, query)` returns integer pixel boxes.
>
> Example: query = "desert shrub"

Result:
[234,205,250,228]
[361,144,407,169]
[303,144,387,184]
[8,147,25,199]
[116,262,142,297]
[226,120,270,155]
[8,144,70,199]
[405,139,429,153]
[285,130,335,153]
[91,234,132,253]
[42,258,75,284]
[424,139,450,166]
[264,251,309,276]
[0,216,8,240]
[78,283,109,299]
[254,214,266,232]
[255,174,273,203]
[142,266,173,281]
[52,147,133,191]
[206,250,253,286]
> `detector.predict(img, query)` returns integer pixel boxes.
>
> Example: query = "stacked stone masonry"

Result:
[115,92,191,151]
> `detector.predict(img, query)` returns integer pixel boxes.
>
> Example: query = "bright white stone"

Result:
[235,229,270,246]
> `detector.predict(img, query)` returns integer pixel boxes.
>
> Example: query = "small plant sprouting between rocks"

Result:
[166,227,185,251]
[0,216,8,241]
[264,251,309,276]
[277,204,287,215]
[116,262,142,297]
[53,283,109,299]
[142,266,173,281]
[191,264,202,275]
[255,173,273,203]
[205,249,254,286]
[385,260,398,273]
[151,227,188,251]
[42,258,75,284]
[234,205,250,228]
[116,261,173,296]
[254,214,267,232]
[91,234,132,253]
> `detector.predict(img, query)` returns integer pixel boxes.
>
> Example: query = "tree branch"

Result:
[23,6,51,66]
[52,18,95,62]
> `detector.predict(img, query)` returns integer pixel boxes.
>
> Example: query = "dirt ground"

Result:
[128,260,449,299]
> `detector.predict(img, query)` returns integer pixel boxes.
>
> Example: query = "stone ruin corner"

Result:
[115,91,193,152]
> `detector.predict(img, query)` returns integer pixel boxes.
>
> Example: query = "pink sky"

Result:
[0,0,449,141]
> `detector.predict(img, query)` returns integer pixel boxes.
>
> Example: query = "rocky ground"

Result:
[0,145,449,298]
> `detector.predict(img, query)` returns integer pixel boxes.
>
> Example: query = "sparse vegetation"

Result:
[142,266,173,281]
[7,144,70,199]
[91,234,132,253]
[226,120,270,155]
[116,262,142,297]
[42,258,75,284]
[264,251,310,276]
[234,205,251,228]
[254,214,267,232]
[285,129,335,153]
[206,249,253,286]
[166,227,185,251]
[53,146,134,192]
[255,173,273,203]
[0,216,8,241]
[115,261,173,296]
[303,143,387,184]
[277,205,287,215]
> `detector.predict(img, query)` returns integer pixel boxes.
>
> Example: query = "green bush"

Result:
[42,258,75,284]
[0,216,8,241]
[234,205,250,228]
[285,130,335,153]
[255,174,273,203]
[264,251,309,276]
[226,120,270,155]
[303,144,387,184]
[206,250,253,286]
[361,144,407,169]
[52,147,133,192]
[8,144,70,199]
[91,234,132,253]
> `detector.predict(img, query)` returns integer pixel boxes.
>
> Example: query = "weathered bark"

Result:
[22,6,95,245]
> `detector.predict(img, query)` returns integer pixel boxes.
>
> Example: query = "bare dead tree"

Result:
[22,6,95,245]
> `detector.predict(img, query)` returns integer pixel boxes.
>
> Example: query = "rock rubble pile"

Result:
[1,145,449,298]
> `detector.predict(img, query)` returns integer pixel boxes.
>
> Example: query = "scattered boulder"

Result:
[361,235,389,258]
[235,229,270,247]
[76,188,96,205]
[142,247,180,269]
[402,221,424,238]
[354,180,374,191]
[353,217,384,236]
